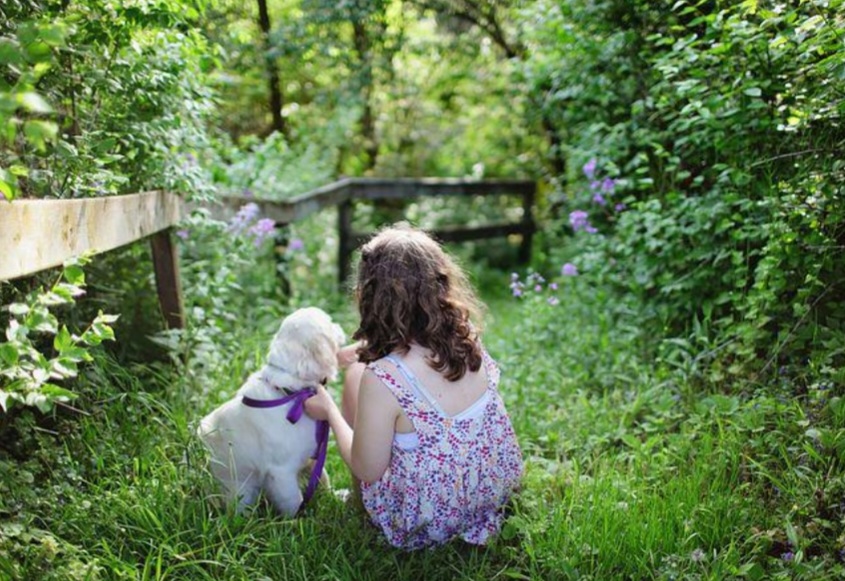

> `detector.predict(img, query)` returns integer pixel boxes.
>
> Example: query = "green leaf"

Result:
[53,326,73,352]
[23,120,58,152]
[0,343,19,367]
[0,167,18,200]
[8,302,29,316]
[0,38,24,66]
[0,178,14,201]
[743,87,762,97]
[40,383,77,400]
[18,92,53,113]
[62,264,85,286]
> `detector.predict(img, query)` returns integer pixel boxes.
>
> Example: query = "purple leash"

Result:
[242,387,329,511]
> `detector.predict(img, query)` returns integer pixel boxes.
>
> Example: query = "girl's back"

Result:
[360,345,523,550]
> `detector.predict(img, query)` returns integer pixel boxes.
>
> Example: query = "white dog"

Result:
[198,307,345,515]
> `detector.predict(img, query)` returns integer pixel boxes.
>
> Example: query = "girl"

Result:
[305,224,523,550]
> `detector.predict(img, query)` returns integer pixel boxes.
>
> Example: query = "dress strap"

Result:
[382,355,446,415]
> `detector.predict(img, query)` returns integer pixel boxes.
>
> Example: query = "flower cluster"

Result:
[509,268,578,306]
[568,158,626,234]
[227,202,277,247]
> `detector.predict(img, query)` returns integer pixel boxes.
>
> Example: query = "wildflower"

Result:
[592,193,606,206]
[511,272,519,281]
[512,287,523,298]
[176,229,190,240]
[614,203,627,212]
[589,180,601,191]
[569,210,598,233]
[228,202,261,234]
[690,548,705,563]
[569,210,589,231]
[601,177,616,193]
[583,158,597,180]
[250,218,276,246]
[781,551,794,562]
[243,188,254,198]
[562,263,578,277]
[534,284,542,292]
[549,282,558,290]
[288,238,304,251]
[547,296,559,306]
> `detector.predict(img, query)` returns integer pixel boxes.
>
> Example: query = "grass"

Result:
[1,254,844,580]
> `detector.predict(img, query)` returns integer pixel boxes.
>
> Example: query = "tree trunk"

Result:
[257,0,286,137]
[353,19,378,172]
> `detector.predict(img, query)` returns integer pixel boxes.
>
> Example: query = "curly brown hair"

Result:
[352,224,484,381]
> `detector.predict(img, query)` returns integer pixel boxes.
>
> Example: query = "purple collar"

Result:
[242,387,329,511]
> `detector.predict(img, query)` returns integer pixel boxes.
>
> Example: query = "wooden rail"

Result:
[218,178,536,284]
[1,191,186,329]
[2,178,535,330]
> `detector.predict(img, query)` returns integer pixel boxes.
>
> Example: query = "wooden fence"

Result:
[2,178,535,328]
[0,191,186,329]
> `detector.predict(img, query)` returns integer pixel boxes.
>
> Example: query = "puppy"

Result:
[198,307,345,515]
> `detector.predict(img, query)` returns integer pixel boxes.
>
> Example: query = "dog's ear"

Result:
[296,330,341,382]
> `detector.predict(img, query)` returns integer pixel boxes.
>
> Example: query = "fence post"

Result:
[150,229,185,329]
[519,183,536,264]
[337,199,354,287]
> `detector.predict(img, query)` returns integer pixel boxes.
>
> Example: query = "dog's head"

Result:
[266,307,346,384]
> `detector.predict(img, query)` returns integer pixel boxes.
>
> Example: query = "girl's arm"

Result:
[305,370,397,483]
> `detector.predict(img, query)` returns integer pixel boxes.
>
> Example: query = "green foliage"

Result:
[0,256,117,412]
[0,0,218,200]
[524,0,845,377]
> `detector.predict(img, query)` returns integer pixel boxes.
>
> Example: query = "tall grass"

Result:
[1,228,843,579]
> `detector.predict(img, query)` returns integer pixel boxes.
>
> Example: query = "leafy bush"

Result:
[0,257,116,412]
[523,0,845,378]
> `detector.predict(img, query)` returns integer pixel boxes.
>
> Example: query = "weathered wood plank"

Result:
[213,178,533,223]
[216,179,354,224]
[1,191,183,281]
[349,178,535,201]
[350,222,535,248]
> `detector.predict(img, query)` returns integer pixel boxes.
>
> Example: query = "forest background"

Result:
[1,0,844,579]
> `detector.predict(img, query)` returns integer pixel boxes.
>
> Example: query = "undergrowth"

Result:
[1,222,844,580]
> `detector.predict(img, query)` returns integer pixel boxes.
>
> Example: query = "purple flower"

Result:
[562,263,578,276]
[243,188,254,199]
[569,210,588,230]
[228,202,261,234]
[176,229,190,240]
[583,158,597,180]
[690,548,705,563]
[512,288,523,297]
[590,180,601,191]
[288,238,304,251]
[249,218,276,246]
[511,272,519,281]
[601,177,616,193]
[593,193,606,206]
[570,210,599,233]
[549,282,558,290]
[781,551,794,562]
[547,296,560,306]
[614,203,627,212]
[534,284,542,292]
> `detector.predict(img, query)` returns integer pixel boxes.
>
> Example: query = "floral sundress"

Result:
[360,349,523,550]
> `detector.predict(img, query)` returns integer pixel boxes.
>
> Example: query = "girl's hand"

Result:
[305,386,336,421]
[336,343,359,368]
